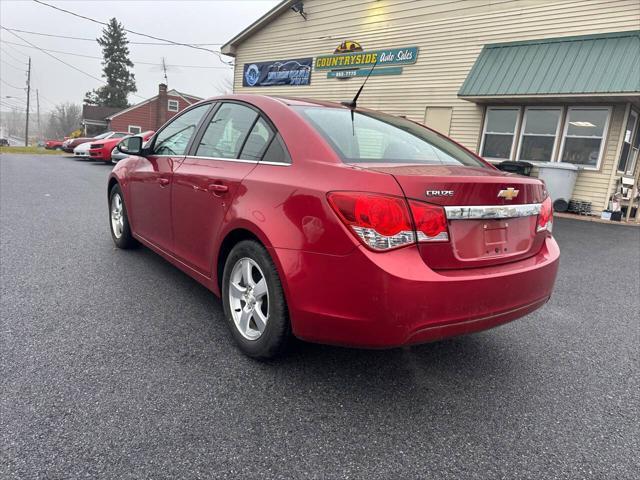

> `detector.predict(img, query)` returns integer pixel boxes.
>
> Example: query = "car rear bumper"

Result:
[274,236,559,348]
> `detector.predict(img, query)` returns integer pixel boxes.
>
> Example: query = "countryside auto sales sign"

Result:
[243,58,313,87]
[315,46,419,78]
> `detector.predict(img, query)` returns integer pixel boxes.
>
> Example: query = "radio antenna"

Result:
[341,58,378,110]
[342,59,378,135]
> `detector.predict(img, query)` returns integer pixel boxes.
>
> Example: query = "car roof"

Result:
[199,94,347,110]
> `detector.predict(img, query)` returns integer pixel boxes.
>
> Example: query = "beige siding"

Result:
[231,0,640,212]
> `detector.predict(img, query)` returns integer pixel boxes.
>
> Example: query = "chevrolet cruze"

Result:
[108,95,559,358]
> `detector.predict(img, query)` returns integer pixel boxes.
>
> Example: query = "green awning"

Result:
[459,31,640,100]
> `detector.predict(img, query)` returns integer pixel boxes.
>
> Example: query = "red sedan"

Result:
[108,95,559,358]
[89,131,154,162]
[45,139,64,150]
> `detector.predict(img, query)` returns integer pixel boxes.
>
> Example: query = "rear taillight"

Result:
[327,192,449,251]
[327,192,414,250]
[537,196,553,233]
[408,200,449,242]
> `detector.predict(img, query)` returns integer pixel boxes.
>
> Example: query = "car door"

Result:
[127,103,211,252]
[171,102,275,276]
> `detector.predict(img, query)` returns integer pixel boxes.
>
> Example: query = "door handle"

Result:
[208,183,229,193]
[158,178,170,186]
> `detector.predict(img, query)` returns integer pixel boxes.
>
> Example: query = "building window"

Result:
[128,125,142,134]
[517,107,562,162]
[167,99,179,112]
[618,109,639,174]
[480,107,520,160]
[559,107,610,169]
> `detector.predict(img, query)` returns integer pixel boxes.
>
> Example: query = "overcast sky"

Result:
[0,0,279,112]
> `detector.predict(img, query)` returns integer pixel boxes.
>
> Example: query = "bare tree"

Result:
[5,108,24,137]
[45,103,81,138]
[213,74,234,95]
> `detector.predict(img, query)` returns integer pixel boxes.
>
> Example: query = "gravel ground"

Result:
[1,154,638,479]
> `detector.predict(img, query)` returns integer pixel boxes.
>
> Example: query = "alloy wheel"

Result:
[228,257,269,341]
[110,193,124,239]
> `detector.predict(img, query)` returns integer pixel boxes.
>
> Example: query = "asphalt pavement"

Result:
[1,154,639,479]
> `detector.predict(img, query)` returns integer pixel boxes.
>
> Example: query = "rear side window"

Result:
[239,117,274,161]
[294,106,485,167]
[153,104,210,156]
[262,134,291,164]
[196,103,258,158]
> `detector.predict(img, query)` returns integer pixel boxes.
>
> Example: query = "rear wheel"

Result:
[222,240,291,359]
[109,184,137,249]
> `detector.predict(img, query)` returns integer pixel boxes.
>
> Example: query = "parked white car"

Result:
[73,141,92,158]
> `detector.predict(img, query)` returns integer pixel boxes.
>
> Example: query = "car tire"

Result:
[222,240,291,359]
[109,184,137,249]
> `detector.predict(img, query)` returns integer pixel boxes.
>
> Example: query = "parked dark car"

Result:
[0,138,10,147]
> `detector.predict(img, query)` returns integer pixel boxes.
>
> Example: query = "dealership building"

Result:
[222,0,640,219]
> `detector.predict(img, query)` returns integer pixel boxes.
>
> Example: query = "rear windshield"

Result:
[294,106,485,167]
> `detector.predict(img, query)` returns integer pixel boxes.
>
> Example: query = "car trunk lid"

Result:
[351,163,547,269]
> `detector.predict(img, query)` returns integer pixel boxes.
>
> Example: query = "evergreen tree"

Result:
[84,18,136,107]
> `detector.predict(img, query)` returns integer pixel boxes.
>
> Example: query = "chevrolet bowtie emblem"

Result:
[498,187,519,200]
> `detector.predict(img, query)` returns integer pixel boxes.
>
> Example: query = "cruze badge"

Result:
[426,190,454,197]
[498,187,520,200]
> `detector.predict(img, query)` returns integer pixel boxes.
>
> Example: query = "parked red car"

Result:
[89,131,154,162]
[107,95,559,358]
[62,131,127,153]
[45,139,64,150]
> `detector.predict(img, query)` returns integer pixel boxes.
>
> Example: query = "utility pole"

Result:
[25,57,31,147]
[36,89,41,139]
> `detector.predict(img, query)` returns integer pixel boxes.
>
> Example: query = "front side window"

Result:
[110,132,128,139]
[294,107,485,167]
[481,107,519,159]
[196,103,258,159]
[168,99,179,112]
[153,103,210,156]
[560,107,609,168]
[517,108,562,162]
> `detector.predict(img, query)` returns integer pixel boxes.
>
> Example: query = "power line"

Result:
[0,58,26,71]
[0,40,31,57]
[0,46,28,64]
[2,28,104,83]
[0,78,26,90]
[1,39,233,69]
[1,26,223,46]
[1,27,147,101]
[2,96,27,104]
[32,1,233,65]
[0,100,26,110]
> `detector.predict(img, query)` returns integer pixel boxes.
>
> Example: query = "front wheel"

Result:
[109,184,137,249]
[222,240,291,359]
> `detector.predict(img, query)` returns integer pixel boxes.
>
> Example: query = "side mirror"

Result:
[117,136,144,155]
